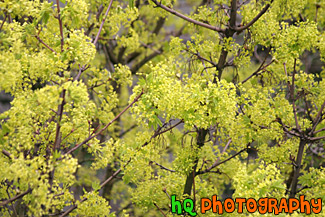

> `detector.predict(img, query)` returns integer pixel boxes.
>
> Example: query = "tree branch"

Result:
[277,117,306,139]
[197,146,248,175]
[153,119,183,137]
[60,120,179,216]
[242,61,274,83]
[215,0,238,81]
[35,35,57,54]
[233,0,273,32]
[229,0,237,28]
[183,129,208,196]
[60,118,180,216]
[151,0,225,33]
[64,89,144,156]
[310,135,325,141]
[56,0,64,52]
[119,124,137,137]
[291,60,300,130]
[154,203,167,217]
[188,50,218,68]
[2,149,11,158]
[0,13,7,31]
[93,0,114,46]
[314,127,325,134]
[73,64,90,81]
[59,164,125,217]
[131,47,163,74]
[199,138,232,173]
[50,89,66,187]
[152,17,166,35]
[310,101,325,135]
[284,62,300,131]
[289,139,306,198]
[140,119,183,148]
[0,188,32,207]
[53,90,66,153]
[241,48,273,84]
[150,161,175,172]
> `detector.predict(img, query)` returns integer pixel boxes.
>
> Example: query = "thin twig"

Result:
[0,14,7,31]
[6,188,18,216]
[73,64,90,81]
[35,35,57,54]
[73,0,113,82]
[314,127,325,134]
[60,161,128,217]
[119,124,137,137]
[162,188,171,200]
[50,89,66,187]
[93,0,114,46]
[56,0,64,52]
[187,50,217,67]
[153,119,183,138]
[199,139,231,174]
[154,203,167,217]
[131,47,163,74]
[60,119,178,217]
[310,101,325,135]
[0,188,32,207]
[233,0,273,32]
[61,128,75,143]
[53,90,66,153]
[192,169,196,213]
[310,135,325,141]
[2,149,11,158]
[315,3,320,23]
[64,89,144,156]
[241,59,274,84]
[150,161,175,172]
[73,64,86,81]
[140,120,183,149]
[197,146,249,175]
[284,61,300,131]
[151,0,225,33]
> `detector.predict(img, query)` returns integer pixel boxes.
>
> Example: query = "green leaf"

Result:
[42,11,50,24]
[243,115,251,125]
[92,181,101,192]
[299,173,313,186]
[139,77,146,86]
[271,180,286,190]
[53,150,61,161]
[59,0,66,4]
[129,0,134,8]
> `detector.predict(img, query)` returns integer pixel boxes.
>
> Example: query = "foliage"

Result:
[0,0,324,216]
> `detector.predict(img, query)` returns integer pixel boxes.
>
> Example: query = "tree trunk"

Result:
[183,129,208,195]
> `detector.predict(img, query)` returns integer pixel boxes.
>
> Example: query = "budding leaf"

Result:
[129,0,134,8]
[92,181,101,192]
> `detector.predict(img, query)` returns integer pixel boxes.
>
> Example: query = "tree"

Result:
[0,0,324,216]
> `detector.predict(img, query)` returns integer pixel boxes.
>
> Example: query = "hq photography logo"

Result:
[171,195,323,216]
